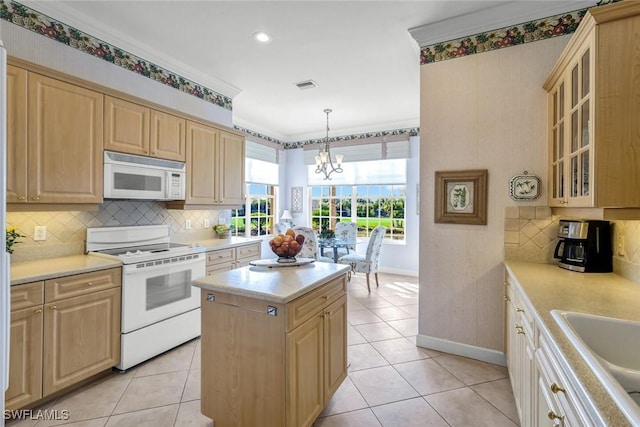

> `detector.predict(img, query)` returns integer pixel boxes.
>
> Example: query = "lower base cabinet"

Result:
[201,274,347,427]
[506,271,598,427]
[6,268,121,411]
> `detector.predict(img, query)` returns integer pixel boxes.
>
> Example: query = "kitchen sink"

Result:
[551,310,640,424]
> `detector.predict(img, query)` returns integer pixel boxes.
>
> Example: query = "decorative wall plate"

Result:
[509,174,541,200]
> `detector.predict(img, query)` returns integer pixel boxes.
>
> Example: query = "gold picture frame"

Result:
[434,169,488,225]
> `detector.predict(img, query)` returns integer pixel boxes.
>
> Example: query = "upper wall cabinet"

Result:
[167,122,245,209]
[7,67,103,206]
[104,97,186,162]
[544,1,640,218]
[150,110,186,162]
[104,96,150,156]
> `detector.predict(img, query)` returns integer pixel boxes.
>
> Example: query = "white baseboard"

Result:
[416,334,507,366]
[378,267,418,277]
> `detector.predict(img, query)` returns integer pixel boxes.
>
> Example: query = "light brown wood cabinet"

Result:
[170,121,245,208]
[544,2,640,218]
[200,273,347,427]
[6,281,44,411]
[104,96,186,162]
[104,96,150,156]
[5,268,121,410]
[150,110,186,161]
[205,243,261,275]
[7,69,104,206]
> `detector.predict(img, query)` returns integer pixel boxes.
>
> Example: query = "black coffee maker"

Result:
[553,220,612,272]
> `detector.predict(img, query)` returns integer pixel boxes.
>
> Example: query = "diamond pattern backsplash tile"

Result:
[504,207,640,283]
[7,201,228,263]
[503,206,559,264]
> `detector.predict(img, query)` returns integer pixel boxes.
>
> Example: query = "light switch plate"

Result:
[204,219,210,228]
[185,220,192,230]
[34,226,47,241]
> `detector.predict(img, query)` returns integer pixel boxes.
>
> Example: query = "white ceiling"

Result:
[24,1,587,143]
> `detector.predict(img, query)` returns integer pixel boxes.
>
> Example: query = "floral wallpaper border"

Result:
[235,125,420,149]
[419,0,617,64]
[0,0,233,110]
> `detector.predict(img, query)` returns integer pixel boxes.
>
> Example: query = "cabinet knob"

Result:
[515,325,525,335]
[32,196,40,201]
[516,308,524,313]
[87,282,93,286]
[34,309,42,314]
[504,295,511,302]
[550,383,566,394]
[50,305,57,310]
[18,196,26,200]
[323,295,329,300]
[547,411,564,421]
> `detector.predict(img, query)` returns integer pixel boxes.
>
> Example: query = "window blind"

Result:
[246,140,278,163]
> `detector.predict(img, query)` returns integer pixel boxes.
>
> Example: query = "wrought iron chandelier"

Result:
[314,109,343,180]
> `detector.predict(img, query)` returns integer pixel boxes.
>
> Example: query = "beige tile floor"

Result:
[6,272,520,427]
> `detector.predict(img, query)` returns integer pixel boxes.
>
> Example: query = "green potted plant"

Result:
[6,226,25,254]
[213,224,230,239]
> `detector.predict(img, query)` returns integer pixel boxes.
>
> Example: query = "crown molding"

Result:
[409,1,597,48]
[24,1,241,98]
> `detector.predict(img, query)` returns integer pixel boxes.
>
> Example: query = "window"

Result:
[310,184,406,241]
[232,183,277,237]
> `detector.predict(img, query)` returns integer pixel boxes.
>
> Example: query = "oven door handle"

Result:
[123,254,204,276]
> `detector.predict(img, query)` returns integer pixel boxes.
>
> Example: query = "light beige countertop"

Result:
[10,254,122,286]
[193,262,350,303]
[504,261,640,427]
[171,234,264,252]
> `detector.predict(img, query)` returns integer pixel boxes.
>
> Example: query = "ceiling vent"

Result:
[295,80,318,90]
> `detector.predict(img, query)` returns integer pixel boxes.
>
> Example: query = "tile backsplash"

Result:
[7,201,229,263]
[504,206,640,284]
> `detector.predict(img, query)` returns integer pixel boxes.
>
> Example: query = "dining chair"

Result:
[338,225,387,291]
[292,226,334,263]
[334,221,357,257]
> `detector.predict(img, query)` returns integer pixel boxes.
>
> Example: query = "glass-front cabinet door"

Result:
[549,81,565,205]
[548,41,594,207]
[568,47,592,206]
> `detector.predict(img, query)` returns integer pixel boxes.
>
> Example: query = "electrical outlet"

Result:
[34,226,47,241]
[204,219,210,228]
[185,219,192,230]
[617,235,626,257]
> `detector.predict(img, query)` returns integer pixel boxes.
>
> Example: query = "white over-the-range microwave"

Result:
[103,151,186,201]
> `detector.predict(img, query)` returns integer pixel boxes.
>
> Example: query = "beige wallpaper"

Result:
[418,35,570,354]
[7,201,226,263]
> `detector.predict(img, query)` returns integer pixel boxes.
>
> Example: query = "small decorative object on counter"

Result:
[213,224,229,239]
[269,228,304,263]
[6,226,25,254]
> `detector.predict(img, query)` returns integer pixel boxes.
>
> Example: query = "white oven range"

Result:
[86,225,205,370]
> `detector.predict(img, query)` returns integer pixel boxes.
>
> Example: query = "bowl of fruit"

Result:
[269,228,305,263]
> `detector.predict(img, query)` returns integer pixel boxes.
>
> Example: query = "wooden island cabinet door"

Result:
[323,295,347,401]
[27,73,103,204]
[286,313,324,427]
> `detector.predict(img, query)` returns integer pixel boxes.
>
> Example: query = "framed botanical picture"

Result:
[434,169,488,225]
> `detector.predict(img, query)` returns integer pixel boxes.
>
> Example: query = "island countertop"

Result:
[192,261,350,303]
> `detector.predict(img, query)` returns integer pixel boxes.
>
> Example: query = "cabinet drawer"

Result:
[286,276,346,332]
[236,243,261,261]
[11,281,44,310]
[206,262,235,276]
[207,248,235,266]
[45,268,122,302]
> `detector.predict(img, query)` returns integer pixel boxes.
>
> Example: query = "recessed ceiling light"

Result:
[253,31,272,43]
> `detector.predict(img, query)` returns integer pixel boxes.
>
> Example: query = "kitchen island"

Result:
[192,261,350,427]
